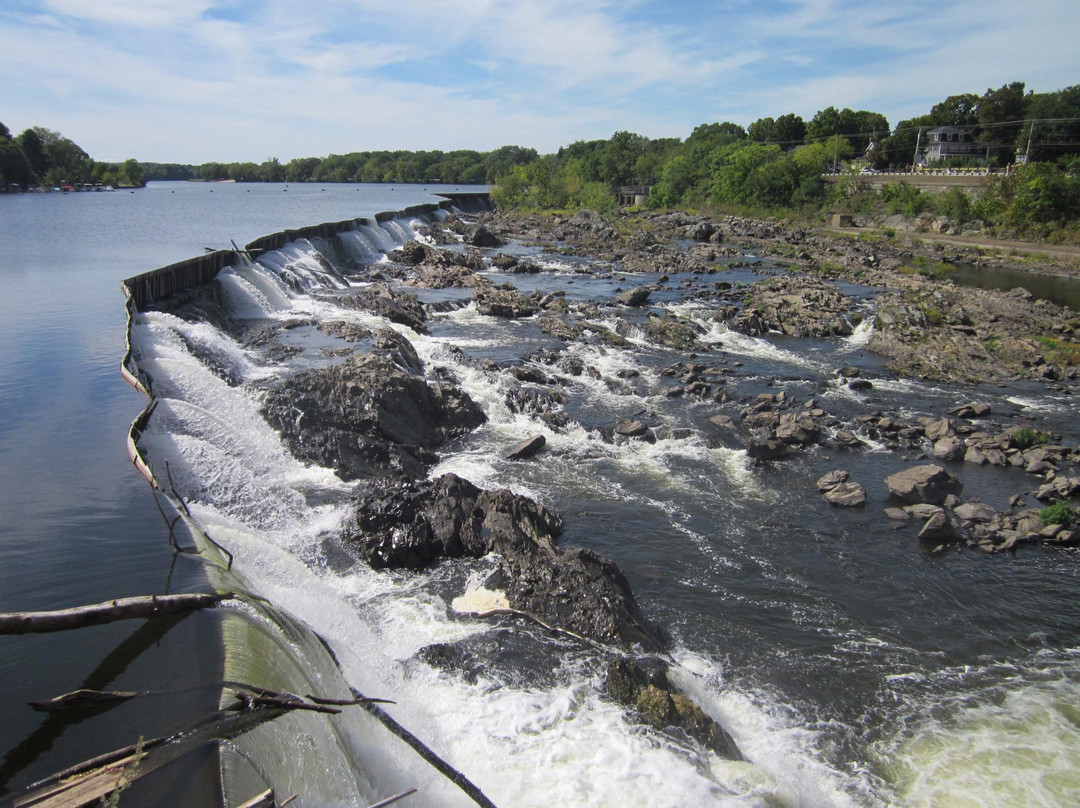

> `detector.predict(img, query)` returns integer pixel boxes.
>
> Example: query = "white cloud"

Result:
[3,0,1079,162]
[41,0,214,28]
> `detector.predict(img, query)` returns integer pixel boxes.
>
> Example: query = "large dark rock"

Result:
[506,434,546,460]
[474,284,538,318]
[340,473,663,650]
[616,287,652,307]
[262,354,485,481]
[470,224,505,247]
[336,284,427,333]
[604,659,744,760]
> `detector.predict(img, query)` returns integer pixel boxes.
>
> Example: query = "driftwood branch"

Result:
[0,593,232,635]
[365,788,418,808]
[29,689,140,713]
[306,694,396,707]
[357,695,499,808]
[14,704,291,807]
[229,692,342,716]
[465,607,612,654]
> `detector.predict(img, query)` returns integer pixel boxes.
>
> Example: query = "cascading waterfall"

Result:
[124,207,1080,808]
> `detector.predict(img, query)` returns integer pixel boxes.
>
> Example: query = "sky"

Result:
[2,0,1079,164]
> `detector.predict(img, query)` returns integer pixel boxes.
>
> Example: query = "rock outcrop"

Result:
[262,353,485,480]
[885,464,963,505]
[340,473,664,650]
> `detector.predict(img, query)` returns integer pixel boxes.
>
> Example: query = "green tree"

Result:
[1021,85,1080,163]
[748,116,776,143]
[16,128,47,180]
[977,81,1028,162]
[43,137,91,185]
[0,139,33,189]
[259,157,285,182]
[930,93,980,127]
[284,156,321,182]
[807,107,889,153]
[116,158,145,187]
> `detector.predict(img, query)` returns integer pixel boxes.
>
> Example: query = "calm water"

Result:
[0,181,485,800]
[3,185,1080,807]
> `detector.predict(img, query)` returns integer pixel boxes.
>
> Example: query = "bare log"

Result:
[235,789,276,808]
[0,593,233,635]
[29,689,139,713]
[365,788,418,808]
[306,694,396,707]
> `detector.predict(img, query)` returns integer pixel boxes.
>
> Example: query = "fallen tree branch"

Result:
[464,607,613,654]
[28,689,140,713]
[364,788,417,808]
[230,692,342,716]
[306,694,396,707]
[356,695,499,808]
[0,593,233,635]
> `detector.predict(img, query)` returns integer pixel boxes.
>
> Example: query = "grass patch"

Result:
[921,305,945,326]
[1039,501,1074,527]
[1012,426,1053,450]
[1035,335,1080,366]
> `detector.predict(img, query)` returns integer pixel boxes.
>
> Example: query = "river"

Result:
[2,184,1079,807]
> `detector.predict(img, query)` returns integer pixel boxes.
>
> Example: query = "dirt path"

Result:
[826,227,1080,272]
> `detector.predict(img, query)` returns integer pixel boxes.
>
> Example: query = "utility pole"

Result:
[1024,119,1036,163]
[912,127,923,171]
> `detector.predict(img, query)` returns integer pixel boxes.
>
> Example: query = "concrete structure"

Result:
[616,185,651,206]
[823,172,990,195]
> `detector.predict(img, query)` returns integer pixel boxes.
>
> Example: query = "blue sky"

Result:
[3,0,1078,164]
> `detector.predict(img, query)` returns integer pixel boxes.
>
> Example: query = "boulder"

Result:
[341,473,663,650]
[474,284,538,318]
[776,412,820,445]
[470,224,505,247]
[922,418,954,442]
[885,464,963,505]
[261,354,485,481]
[823,482,867,507]
[953,502,997,523]
[338,284,427,333]
[615,419,650,438]
[605,659,743,760]
[932,436,965,461]
[816,470,849,491]
[746,436,793,461]
[948,402,991,419]
[616,286,652,307]
[918,510,958,542]
[506,434,546,460]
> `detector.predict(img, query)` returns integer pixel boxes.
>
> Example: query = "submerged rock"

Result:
[604,659,744,760]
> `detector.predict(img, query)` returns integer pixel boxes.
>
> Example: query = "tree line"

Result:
[490,81,1080,239]
[141,145,540,185]
[0,123,145,190]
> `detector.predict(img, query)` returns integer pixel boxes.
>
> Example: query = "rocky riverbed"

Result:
[140,201,1080,803]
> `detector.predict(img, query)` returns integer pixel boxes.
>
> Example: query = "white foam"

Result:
[842,318,875,350]
[879,676,1080,807]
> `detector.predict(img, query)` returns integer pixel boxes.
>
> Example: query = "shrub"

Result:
[1012,427,1052,449]
[1039,501,1074,527]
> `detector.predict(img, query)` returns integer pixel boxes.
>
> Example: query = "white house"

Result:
[923,126,984,163]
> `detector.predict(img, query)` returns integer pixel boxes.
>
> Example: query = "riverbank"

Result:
[478,209,1080,388]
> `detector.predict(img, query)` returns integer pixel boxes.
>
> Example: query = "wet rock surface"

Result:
[340,473,664,650]
[261,353,485,480]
